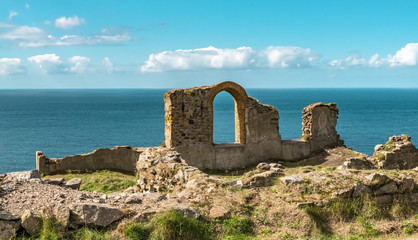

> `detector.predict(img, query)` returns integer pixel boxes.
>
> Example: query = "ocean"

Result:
[0,88,417,174]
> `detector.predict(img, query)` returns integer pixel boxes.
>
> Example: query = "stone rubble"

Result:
[372,135,418,170]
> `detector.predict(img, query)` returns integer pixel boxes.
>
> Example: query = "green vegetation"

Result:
[222,216,253,240]
[122,209,214,240]
[402,220,417,235]
[123,222,150,240]
[375,153,385,161]
[43,170,136,193]
[300,134,311,141]
[38,218,61,240]
[150,209,214,240]
[383,141,395,151]
[72,228,113,240]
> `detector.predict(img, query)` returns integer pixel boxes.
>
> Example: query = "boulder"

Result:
[70,203,124,227]
[209,206,230,220]
[0,220,20,239]
[245,170,280,187]
[352,183,372,198]
[398,177,415,193]
[280,174,305,185]
[21,210,42,236]
[305,172,325,183]
[229,179,243,189]
[0,210,19,221]
[256,162,270,170]
[375,182,398,195]
[374,144,384,152]
[125,194,142,204]
[65,178,82,190]
[374,195,393,206]
[364,173,390,188]
[54,205,70,232]
[343,158,373,170]
[173,206,200,219]
[44,177,64,185]
[333,188,353,198]
[143,192,167,202]
[7,170,41,182]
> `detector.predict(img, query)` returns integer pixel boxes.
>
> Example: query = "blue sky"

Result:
[1,0,418,88]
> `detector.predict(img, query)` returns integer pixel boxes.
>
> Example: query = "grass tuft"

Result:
[43,170,136,193]
[222,216,253,239]
[38,217,61,240]
[149,209,214,240]
[123,222,151,240]
[72,228,113,240]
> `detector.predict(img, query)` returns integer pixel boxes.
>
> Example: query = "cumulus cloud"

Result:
[259,46,318,68]
[0,58,25,75]
[27,54,93,74]
[141,46,318,72]
[8,11,18,20]
[330,43,418,69]
[67,56,91,73]
[28,54,64,73]
[55,15,86,29]
[388,43,418,66]
[102,57,114,73]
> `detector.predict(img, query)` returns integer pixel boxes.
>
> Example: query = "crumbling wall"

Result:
[36,146,143,174]
[135,147,200,192]
[281,103,341,160]
[164,81,248,148]
[35,81,343,172]
[373,135,418,169]
[164,82,341,169]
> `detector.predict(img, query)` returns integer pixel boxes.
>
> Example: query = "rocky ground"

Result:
[1,135,418,239]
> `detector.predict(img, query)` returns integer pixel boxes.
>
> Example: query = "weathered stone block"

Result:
[70,203,124,227]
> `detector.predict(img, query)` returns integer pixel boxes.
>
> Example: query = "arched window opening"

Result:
[213,91,235,144]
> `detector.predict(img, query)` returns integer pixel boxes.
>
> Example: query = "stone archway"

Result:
[208,81,248,144]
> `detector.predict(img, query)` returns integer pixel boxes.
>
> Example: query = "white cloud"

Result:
[102,57,114,73]
[141,46,318,72]
[27,54,94,74]
[0,25,132,47]
[388,43,418,67]
[67,56,91,73]
[8,11,18,20]
[329,55,368,69]
[25,3,30,9]
[0,26,45,40]
[55,16,86,29]
[0,58,25,75]
[260,46,319,68]
[330,43,418,69]
[28,54,64,73]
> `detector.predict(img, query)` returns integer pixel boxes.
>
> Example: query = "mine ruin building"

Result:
[36,81,342,173]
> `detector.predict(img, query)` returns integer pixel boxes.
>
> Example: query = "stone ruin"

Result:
[163,81,341,169]
[36,81,343,173]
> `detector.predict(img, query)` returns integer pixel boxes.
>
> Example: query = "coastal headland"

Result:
[1,82,417,239]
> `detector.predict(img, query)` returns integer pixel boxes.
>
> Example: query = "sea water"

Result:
[0,89,417,174]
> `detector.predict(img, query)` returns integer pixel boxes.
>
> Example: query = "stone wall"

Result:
[36,146,143,174]
[373,135,418,170]
[35,81,343,172]
[164,81,341,169]
[164,81,248,148]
